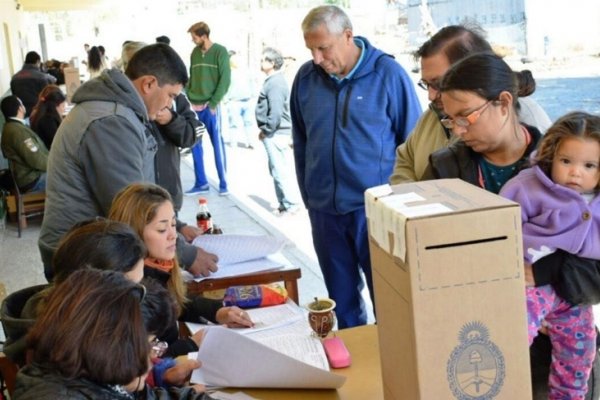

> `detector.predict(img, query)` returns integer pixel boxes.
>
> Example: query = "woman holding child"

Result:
[424,52,600,399]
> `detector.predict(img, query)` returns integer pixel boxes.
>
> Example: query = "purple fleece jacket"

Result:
[500,165,600,263]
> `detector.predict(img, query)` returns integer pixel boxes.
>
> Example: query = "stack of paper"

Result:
[183,234,289,282]
[189,303,346,389]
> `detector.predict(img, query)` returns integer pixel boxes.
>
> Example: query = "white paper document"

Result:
[185,302,305,336]
[234,302,305,334]
[243,318,330,370]
[183,253,289,282]
[190,326,345,389]
[192,234,287,265]
[184,234,290,282]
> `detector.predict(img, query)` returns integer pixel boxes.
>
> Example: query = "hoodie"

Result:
[290,36,421,214]
[39,68,156,258]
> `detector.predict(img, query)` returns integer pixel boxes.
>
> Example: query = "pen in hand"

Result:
[198,316,214,325]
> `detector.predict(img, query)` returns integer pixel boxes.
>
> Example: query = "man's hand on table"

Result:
[180,224,203,242]
[188,247,218,277]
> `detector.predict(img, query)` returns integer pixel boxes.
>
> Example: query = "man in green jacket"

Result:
[185,21,231,196]
[1,95,48,192]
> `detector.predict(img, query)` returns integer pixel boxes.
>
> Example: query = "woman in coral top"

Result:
[109,183,253,358]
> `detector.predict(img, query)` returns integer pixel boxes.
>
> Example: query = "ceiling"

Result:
[18,0,118,12]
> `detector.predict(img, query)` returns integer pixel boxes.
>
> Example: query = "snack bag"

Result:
[223,284,288,308]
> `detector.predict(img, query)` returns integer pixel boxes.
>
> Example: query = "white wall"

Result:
[0,0,30,95]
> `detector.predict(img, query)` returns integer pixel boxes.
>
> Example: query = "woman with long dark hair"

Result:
[87,45,107,79]
[29,84,66,149]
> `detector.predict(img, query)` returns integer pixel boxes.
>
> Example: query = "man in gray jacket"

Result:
[255,47,299,215]
[38,44,218,281]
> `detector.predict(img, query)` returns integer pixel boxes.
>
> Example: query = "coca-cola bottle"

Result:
[196,197,213,233]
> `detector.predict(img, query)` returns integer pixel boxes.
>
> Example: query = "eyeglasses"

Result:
[150,337,168,358]
[440,101,491,130]
[417,79,440,91]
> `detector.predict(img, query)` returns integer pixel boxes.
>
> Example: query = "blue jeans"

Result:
[27,173,46,193]
[227,99,254,145]
[191,107,228,191]
[261,135,298,210]
[308,208,374,329]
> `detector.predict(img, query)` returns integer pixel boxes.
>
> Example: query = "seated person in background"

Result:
[389,24,552,184]
[13,269,213,399]
[29,84,67,150]
[0,95,48,193]
[108,183,254,355]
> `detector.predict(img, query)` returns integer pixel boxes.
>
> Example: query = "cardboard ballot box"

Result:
[63,67,81,103]
[365,179,531,400]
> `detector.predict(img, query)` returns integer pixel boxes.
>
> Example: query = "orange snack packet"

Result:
[223,283,288,308]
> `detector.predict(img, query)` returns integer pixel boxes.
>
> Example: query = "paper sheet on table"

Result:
[186,301,305,336]
[243,318,330,369]
[190,326,345,389]
[192,234,287,265]
[235,302,305,334]
[182,252,289,282]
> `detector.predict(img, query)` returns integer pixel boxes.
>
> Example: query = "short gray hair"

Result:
[262,47,284,70]
[301,5,352,36]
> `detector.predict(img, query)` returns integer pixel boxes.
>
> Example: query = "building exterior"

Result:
[407,0,600,58]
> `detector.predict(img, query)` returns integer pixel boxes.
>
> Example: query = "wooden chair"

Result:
[6,161,45,238]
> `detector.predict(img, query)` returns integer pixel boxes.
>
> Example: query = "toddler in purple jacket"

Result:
[501,111,600,399]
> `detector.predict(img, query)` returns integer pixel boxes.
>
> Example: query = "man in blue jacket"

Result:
[290,5,422,328]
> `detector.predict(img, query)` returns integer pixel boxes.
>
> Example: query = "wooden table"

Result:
[186,265,302,304]
[219,325,383,399]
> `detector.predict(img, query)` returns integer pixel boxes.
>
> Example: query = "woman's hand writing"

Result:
[215,306,254,328]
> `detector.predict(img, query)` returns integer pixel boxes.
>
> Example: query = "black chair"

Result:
[0,352,19,398]
[0,284,49,397]
[6,161,45,238]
